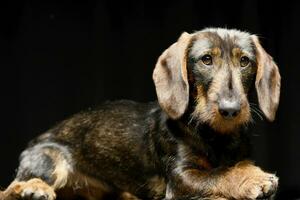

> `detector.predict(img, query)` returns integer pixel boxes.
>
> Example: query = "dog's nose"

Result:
[218,100,241,119]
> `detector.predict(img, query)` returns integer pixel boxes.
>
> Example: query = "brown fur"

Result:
[153,32,191,119]
[252,35,281,121]
[2,179,56,200]
[213,161,279,199]
[1,28,281,200]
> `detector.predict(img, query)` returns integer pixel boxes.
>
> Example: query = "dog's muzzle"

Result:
[218,99,241,119]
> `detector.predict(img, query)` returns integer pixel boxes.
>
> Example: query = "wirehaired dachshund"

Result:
[1,28,281,200]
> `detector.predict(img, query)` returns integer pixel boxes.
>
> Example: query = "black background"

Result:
[1,1,300,199]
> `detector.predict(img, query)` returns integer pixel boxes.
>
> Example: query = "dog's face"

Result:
[153,28,281,133]
[188,29,257,133]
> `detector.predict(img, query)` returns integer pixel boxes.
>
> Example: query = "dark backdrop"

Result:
[1,1,300,199]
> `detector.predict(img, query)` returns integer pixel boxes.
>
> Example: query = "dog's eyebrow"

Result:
[202,28,255,59]
[189,39,212,58]
[235,36,255,59]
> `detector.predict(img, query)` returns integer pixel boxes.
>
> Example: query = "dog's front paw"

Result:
[238,172,278,200]
[4,178,56,200]
[217,162,279,200]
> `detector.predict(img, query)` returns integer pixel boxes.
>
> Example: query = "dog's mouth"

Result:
[210,102,251,133]
[192,99,251,134]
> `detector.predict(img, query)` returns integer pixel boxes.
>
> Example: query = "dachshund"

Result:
[1,28,281,200]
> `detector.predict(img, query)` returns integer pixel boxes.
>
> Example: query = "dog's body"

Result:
[1,28,281,200]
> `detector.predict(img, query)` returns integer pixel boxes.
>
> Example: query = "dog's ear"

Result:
[153,32,192,119]
[252,35,281,121]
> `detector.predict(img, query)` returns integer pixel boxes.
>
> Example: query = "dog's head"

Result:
[153,28,281,133]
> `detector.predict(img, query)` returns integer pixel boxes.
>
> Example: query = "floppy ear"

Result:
[153,32,192,119]
[252,35,281,121]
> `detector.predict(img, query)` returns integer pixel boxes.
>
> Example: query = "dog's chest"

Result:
[200,132,251,167]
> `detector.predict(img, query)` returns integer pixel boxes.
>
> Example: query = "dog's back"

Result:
[14,100,166,199]
[1,28,280,200]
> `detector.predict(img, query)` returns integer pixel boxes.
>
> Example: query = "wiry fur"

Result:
[1,28,280,200]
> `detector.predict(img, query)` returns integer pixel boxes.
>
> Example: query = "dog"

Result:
[1,28,281,200]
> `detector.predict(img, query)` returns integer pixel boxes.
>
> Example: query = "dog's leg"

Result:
[166,161,278,200]
[2,178,56,200]
[2,142,72,200]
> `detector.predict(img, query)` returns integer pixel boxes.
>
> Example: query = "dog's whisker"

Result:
[249,104,264,121]
[251,105,264,116]
[188,112,196,125]
[4,28,280,200]
[250,107,264,121]
[253,108,264,119]
[249,103,265,116]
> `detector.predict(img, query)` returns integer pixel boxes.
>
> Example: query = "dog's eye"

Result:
[240,56,250,67]
[201,54,213,66]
